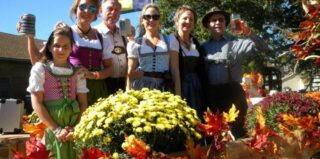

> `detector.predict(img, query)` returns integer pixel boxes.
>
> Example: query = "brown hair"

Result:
[138,3,160,37]
[174,5,197,27]
[42,27,73,62]
[69,0,100,22]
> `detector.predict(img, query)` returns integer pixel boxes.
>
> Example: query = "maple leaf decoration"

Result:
[223,104,239,123]
[289,3,320,64]
[81,147,110,159]
[197,107,239,158]
[247,107,279,156]
[185,139,206,159]
[13,136,50,159]
[198,110,221,136]
[12,149,24,159]
[122,135,151,159]
[278,112,320,149]
[23,122,47,139]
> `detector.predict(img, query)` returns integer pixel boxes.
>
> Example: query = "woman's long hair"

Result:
[41,27,74,63]
[138,3,160,37]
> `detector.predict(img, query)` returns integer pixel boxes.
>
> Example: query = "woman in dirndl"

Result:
[126,3,181,95]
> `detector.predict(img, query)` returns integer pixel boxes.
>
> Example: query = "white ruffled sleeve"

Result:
[76,73,89,93]
[169,33,179,53]
[127,41,139,58]
[102,37,113,60]
[26,62,45,93]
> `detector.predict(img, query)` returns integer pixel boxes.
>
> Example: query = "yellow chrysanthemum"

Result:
[74,89,202,155]
[103,137,111,144]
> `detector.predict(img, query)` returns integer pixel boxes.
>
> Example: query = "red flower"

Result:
[12,136,50,159]
[198,109,229,137]
[81,147,109,159]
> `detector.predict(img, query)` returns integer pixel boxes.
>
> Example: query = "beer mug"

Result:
[230,13,242,34]
[119,19,131,36]
[18,14,36,37]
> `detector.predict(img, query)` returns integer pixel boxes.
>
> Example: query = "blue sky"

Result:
[0,0,140,40]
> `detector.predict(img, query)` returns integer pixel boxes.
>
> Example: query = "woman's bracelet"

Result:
[53,127,62,135]
[93,71,100,80]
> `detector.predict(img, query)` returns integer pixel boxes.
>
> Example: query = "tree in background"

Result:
[157,0,305,73]
[285,0,320,90]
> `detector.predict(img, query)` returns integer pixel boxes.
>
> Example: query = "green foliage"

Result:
[157,0,305,71]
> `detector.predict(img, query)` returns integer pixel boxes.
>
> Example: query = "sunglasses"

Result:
[79,3,97,13]
[143,14,160,21]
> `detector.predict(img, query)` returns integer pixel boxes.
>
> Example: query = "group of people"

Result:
[20,0,269,158]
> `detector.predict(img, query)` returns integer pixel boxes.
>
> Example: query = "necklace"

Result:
[179,37,191,50]
[77,25,91,39]
[146,38,159,50]
[177,32,191,50]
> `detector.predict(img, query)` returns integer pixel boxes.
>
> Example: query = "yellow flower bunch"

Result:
[74,89,202,154]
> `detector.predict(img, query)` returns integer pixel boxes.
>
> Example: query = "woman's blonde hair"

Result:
[174,5,197,27]
[138,3,161,37]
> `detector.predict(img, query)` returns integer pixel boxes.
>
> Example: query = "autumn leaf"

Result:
[198,109,227,136]
[281,114,298,126]
[256,107,265,129]
[24,136,50,159]
[297,115,317,131]
[12,149,24,159]
[299,21,313,28]
[23,122,47,139]
[270,141,278,155]
[287,31,300,40]
[277,124,294,137]
[122,135,150,159]
[81,147,108,159]
[185,139,206,159]
[223,104,239,123]
[250,133,269,150]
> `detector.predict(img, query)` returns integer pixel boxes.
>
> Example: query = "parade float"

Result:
[10,0,320,158]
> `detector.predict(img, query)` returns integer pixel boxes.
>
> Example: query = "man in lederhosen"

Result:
[95,0,129,95]
[201,6,269,139]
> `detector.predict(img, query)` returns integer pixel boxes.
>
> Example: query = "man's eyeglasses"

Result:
[143,14,160,21]
[209,18,225,23]
[79,4,97,13]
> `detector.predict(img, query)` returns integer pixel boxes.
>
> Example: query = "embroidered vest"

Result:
[43,65,77,101]
[69,33,104,71]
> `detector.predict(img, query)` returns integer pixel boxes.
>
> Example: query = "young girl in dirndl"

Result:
[27,27,88,159]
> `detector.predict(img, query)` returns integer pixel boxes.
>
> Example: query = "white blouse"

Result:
[127,34,170,72]
[168,33,199,57]
[71,25,113,60]
[127,34,169,58]
[27,62,89,93]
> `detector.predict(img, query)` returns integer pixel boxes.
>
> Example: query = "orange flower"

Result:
[305,91,320,105]
[122,135,151,159]
[23,122,47,139]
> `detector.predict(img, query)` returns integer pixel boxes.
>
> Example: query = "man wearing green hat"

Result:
[201,6,269,139]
